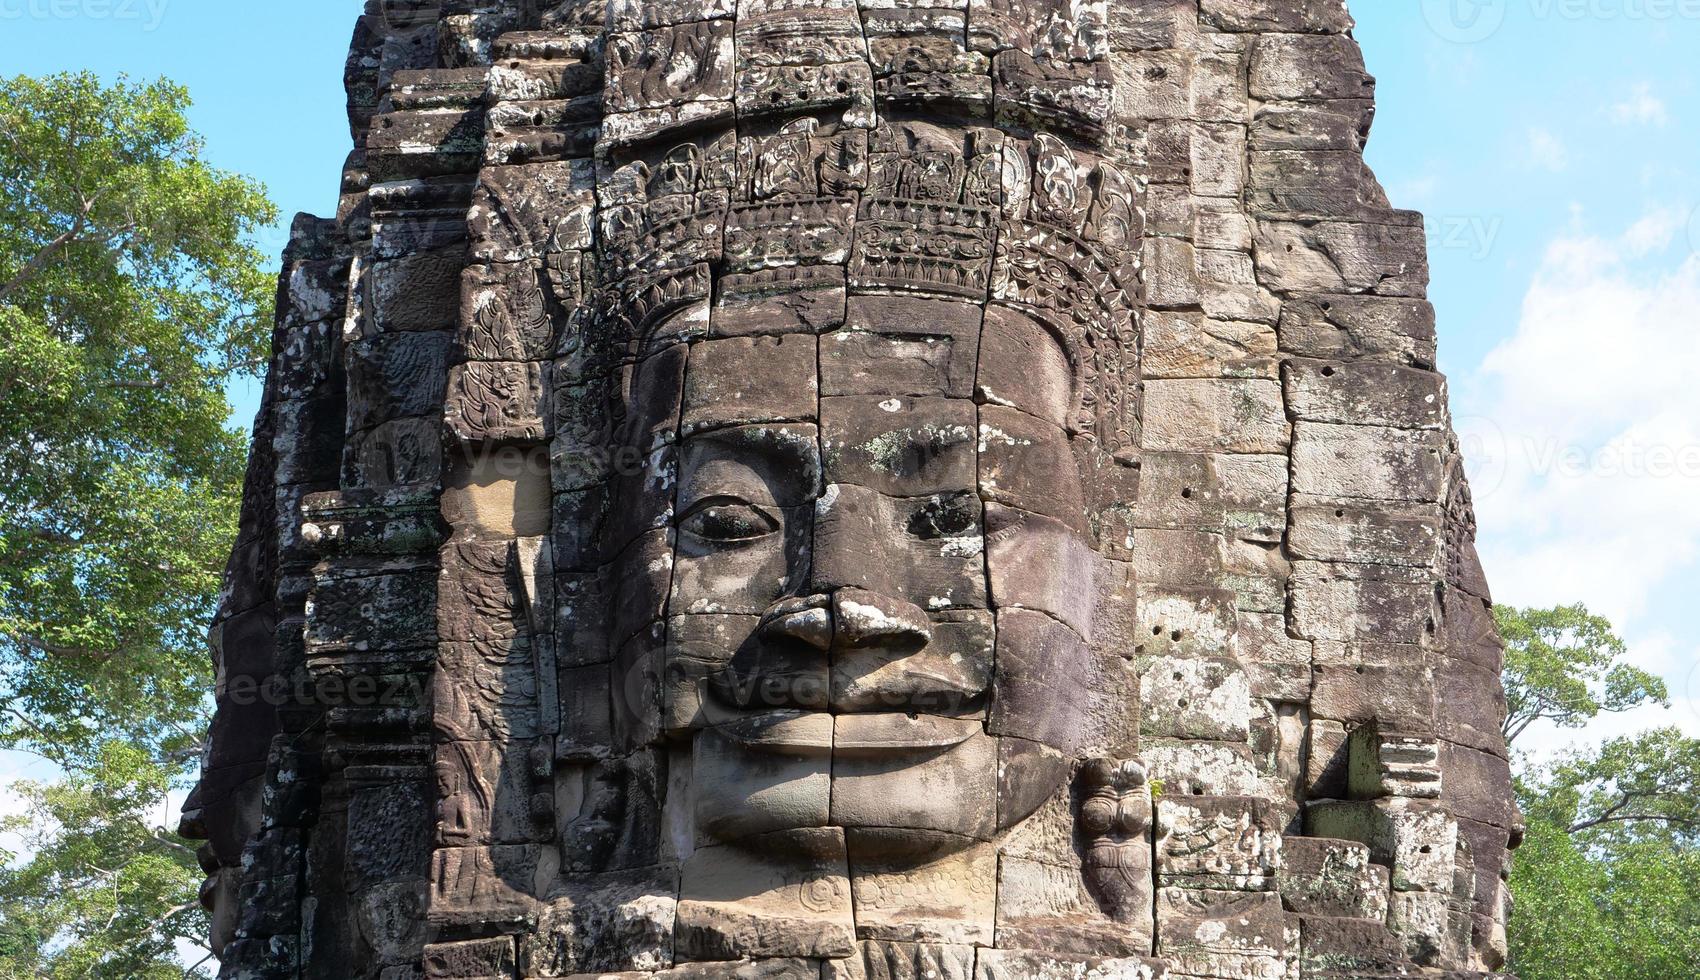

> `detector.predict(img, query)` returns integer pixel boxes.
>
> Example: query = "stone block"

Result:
[1132,586,1238,660]
[977,303,1076,429]
[821,395,977,497]
[1112,50,1191,121]
[1143,236,1201,309]
[692,715,831,845]
[1191,122,1247,198]
[1130,529,1226,590]
[823,295,982,397]
[1251,104,1373,152]
[1140,656,1251,742]
[988,609,1095,756]
[847,835,997,945]
[675,828,855,961]
[682,335,819,433]
[973,948,1162,980]
[1435,657,1510,757]
[1285,359,1447,429]
[1155,795,1286,889]
[1291,423,1446,503]
[712,267,848,337]
[1191,45,1250,124]
[1288,496,1443,568]
[1201,0,1355,33]
[824,941,977,980]
[1248,149,1365,218]
[520,867,680,973]
[986,504,1100,642]
[978,406,1087,533]
[1438,741,1517,830]
[1278,295,1437,368]
[1290,561,1437,645]
[1312,662,1436,733]
[1143,379,1288,454]
[832,721,998,840]
[1254,216,1428,298]
[424,937,516,978]
[1306,799,1459,893]
[1142,739,1264,798]
[1249,35,1374,102]
[1142,312,1276,380]
[1279,836,1391,919]
[1297,914,1409,978]
[1155,888,1286,977]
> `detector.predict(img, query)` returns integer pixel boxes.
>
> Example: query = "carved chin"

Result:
[691,717,1067,856]
[203,867,242,957]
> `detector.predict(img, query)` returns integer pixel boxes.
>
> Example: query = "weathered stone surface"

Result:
[676,830,855,961]
[191,4,1515,977]
[1278,836,1391,919]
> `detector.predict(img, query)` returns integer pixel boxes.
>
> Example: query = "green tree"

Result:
[0,72,275,977]
[1496,603,1667,745]
[1498,604,1700,979]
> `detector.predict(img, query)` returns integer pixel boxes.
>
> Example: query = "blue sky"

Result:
[2,0,1697,862]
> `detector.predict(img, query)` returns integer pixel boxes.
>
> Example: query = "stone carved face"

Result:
[566,118,1145,884]
[601,292,1108,860]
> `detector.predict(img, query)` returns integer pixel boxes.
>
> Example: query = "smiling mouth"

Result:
[714,709,982,757]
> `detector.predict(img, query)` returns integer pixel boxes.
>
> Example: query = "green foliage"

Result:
[0,72,274,976]
[0,743,211,980]
[0,71,275,767]
[1523,727,1700,843]
[1511,749,1700,979]
[1496,602,1667,745]
[1500,603,1700,979]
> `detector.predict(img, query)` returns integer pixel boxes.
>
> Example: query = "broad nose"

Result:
[757,589,932,653]
[832,588,931,651]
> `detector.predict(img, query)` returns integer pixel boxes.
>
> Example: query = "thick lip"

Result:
[714,709,980,757]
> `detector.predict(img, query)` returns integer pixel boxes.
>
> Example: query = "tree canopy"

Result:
[0,71,275,978]
[1498,604,1700,980]
[1496,602,1667,745]
[0,71,273,764]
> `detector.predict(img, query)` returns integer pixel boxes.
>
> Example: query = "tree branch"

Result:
[0,191,106,304]
[0,627,113,662]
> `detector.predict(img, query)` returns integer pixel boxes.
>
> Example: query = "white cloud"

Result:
[1461,209,1700,749]
[1611,83,1669,127]
[1524,127,1570,173]
[1621,206,1685,256]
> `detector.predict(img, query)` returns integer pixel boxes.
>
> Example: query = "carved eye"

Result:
[679,498,779,545]
[907,493,978,539]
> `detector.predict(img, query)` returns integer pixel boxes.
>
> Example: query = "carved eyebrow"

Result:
[678,425,823,508]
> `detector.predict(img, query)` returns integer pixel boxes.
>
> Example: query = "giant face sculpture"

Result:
[187,4,1526,975]
[547,115,1147,952]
